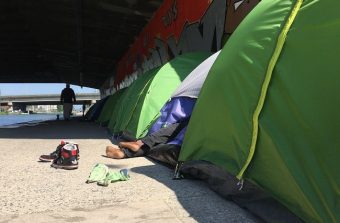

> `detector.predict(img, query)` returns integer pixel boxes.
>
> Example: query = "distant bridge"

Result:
[0,93,100,111]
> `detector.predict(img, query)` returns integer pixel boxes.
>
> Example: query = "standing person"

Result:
[60,84,76,120]
[82,102,86,117]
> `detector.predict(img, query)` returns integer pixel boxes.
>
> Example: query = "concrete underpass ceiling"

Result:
[0,0,163,89]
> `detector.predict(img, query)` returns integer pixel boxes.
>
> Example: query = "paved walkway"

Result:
[0,120,258,223]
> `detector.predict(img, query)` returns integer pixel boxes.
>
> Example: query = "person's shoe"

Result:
[39,151,58,162]
[51,143,79,170]
[51,156,78,170]
[39,141,79,162]
[39,144,64,162]
[67,141,80,160]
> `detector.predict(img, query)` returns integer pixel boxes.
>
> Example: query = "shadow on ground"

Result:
[0,120,108,139]
[0,119,258,222]
[131,161,258,223]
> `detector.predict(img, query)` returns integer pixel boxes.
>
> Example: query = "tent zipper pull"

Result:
[173,162,184,180]
[237,179,244,191]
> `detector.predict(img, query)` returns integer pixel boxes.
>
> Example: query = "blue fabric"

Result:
[148,97,196,145]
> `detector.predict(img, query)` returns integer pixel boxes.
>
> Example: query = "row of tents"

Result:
[85,0,339,222]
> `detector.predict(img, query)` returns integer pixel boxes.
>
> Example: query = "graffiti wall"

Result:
[114,0,226,89]
[102,0,260,94]
[225,0,260,36]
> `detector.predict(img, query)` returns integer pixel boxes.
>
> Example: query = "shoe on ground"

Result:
[39,143,64,162]
[51,143,79,170]
[39,141,80,162]
[39,151,58,162]
[51,157,78,170]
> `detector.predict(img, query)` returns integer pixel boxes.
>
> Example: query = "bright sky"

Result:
[0,83,98,96]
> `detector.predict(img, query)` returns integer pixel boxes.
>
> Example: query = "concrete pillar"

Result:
[7,102,13,112]
[13,103,27,112]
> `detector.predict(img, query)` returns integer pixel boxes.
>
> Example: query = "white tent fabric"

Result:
[171,51,221,99]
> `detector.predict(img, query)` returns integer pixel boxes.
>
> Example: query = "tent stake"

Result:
[173,162,184,180]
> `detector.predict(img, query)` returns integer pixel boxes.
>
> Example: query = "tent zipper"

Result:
[236,0,304,180]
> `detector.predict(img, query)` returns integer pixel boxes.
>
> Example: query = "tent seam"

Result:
[137,112,161,138]
[236,0,304,180]
[123,78,154,132]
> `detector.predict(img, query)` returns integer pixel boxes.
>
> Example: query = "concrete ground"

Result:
[0,120,258,223]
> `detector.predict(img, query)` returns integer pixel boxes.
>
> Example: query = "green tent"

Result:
[107,67,160,135]
[84,97,108,121]
[110,52,210,138]
[96,88,127,125]
[179,0,340,223]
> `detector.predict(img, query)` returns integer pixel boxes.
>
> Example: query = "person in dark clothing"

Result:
[60,84,76,120]
[106,120,189,167]
[82,102,86,117]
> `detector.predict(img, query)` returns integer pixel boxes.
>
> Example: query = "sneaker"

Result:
[39,141,79,162]
[51,143,78,170]
[68,141,80,160]
[51,156,78,170]
[39,144,63,162]
[64,141,80,160]
[39,152,58,162]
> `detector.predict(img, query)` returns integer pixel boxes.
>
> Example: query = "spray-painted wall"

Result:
[101,0,260,96]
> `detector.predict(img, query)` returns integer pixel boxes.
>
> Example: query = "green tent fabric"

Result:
[179,1,340,223]
[96,88,127,124]
[108,67,160,134]
[84,97,108,121]
[107,86,130,131]
[110,52,210,138]
[84,103,95,120]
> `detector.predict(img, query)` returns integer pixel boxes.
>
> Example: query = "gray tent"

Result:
[146,51,221,167]
[171,51,221,99]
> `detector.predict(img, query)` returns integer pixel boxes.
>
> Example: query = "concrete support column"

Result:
[8,102,13,112]
[13,103,27,112]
